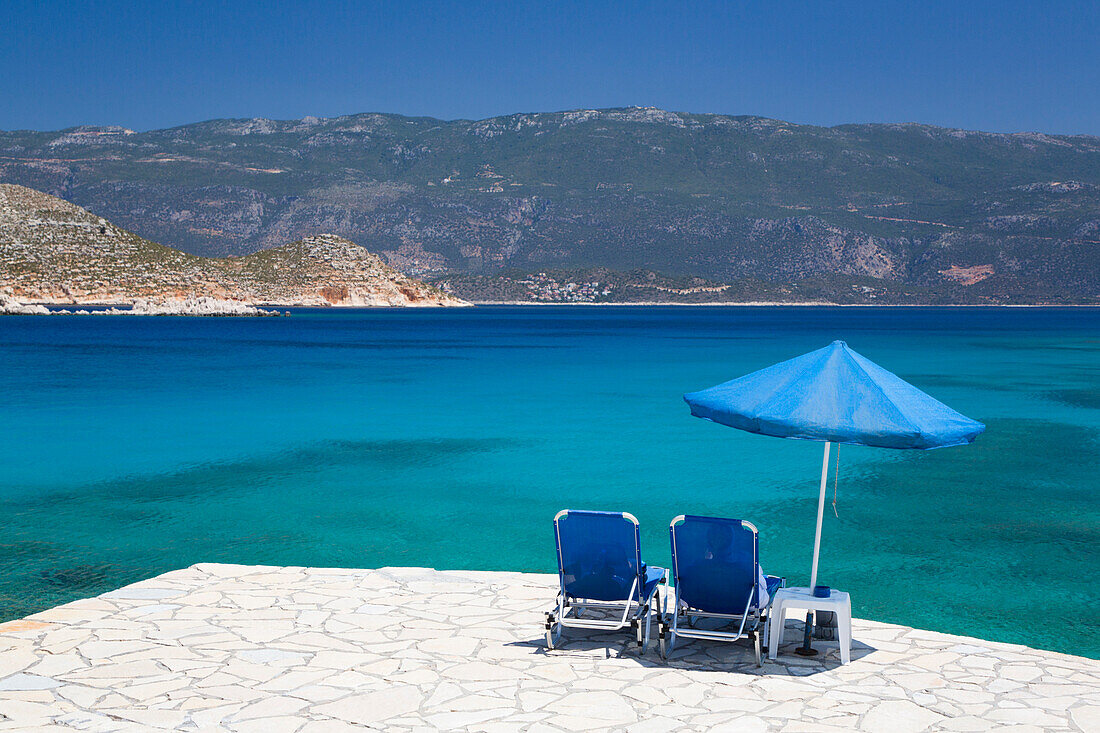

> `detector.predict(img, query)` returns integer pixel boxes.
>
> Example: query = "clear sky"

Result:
[3,0,1098,134]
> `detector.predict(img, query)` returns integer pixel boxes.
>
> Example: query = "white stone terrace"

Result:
[0,564,1096,731]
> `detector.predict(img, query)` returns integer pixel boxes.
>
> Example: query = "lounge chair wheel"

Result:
[658,622,671,659]
[545,613,561,650]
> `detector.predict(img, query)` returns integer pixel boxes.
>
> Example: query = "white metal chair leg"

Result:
[659,625,676,658]
[658,612,675,659]
[661,588,682,659]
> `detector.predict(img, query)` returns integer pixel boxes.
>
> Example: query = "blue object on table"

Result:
[813,585,831,598]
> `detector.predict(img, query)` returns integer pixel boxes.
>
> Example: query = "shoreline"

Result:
[8,289,1098,309]
[19,299,469,308]
[471,300,1100,307]
[20,300,1100,310]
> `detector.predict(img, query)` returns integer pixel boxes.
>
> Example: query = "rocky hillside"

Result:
[1,108,1099,303]
[0,184,466,306]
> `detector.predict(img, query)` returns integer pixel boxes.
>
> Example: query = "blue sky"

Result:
[3,0,1098,134]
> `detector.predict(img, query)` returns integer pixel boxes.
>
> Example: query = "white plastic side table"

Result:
[767,587,852,664]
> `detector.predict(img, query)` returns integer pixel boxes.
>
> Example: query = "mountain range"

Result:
[1,107,1098,303]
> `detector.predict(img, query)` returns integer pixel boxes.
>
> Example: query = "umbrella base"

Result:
[794,610,818,656]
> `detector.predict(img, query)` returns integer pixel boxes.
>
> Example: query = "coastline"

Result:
[16,297,471,308]
[9,291,1098,310]
[14,300,1098,313]
[472,300,1100,307]
[3,296,471,315]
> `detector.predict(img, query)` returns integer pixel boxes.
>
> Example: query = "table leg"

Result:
[838,599,852,665]
[768,601,785,660]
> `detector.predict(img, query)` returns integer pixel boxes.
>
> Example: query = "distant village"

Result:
[517,272,614,302]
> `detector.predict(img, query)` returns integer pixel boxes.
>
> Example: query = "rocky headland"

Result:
[0,184,469,311]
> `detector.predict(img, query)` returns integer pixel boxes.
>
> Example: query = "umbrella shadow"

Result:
[506,616,877,675]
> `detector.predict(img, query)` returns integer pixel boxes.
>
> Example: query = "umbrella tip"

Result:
[831,340,847,347]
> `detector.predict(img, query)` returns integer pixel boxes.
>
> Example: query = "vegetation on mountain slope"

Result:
[1,108,1098,303]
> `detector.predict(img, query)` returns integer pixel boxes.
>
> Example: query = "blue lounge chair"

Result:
[546,510,667,652]
[660,515,784,665]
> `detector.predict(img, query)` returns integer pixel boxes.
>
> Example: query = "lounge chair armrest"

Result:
[761,576,786,612]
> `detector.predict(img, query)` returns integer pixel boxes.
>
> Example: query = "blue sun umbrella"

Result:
[684,340,984,653]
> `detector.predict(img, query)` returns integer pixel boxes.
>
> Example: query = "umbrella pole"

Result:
[796,440,832,657]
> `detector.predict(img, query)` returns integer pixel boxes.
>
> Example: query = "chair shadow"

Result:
[506,618,877,676]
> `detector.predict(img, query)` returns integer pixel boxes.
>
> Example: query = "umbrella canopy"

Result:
[684,340,985,450]
[683,340,985,647]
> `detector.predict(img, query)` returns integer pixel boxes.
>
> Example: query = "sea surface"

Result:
[1,306,1097,657]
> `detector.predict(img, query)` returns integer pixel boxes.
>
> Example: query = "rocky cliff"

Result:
[0,184,467,307]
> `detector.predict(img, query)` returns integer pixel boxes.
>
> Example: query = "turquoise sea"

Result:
[1,307,1097,658]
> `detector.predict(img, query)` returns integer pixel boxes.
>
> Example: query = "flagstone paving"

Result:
[0,564,1096,731]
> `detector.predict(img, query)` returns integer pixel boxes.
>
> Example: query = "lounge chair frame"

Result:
[546,510,667,653]
[660,515,784,666]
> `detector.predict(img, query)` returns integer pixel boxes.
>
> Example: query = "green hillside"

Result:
[1,108,1098,303]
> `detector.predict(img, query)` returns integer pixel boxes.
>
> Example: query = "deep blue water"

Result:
[1,306,1097,657]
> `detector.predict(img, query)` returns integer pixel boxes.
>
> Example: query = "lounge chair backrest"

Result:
[554,510,643,603]
[670,515,759,614]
